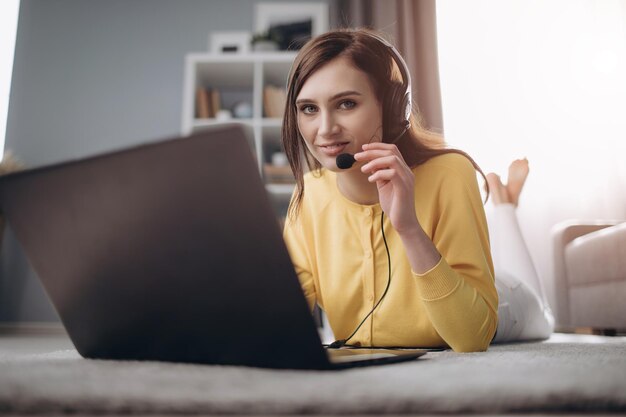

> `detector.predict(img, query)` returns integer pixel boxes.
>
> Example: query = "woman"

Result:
[281,28,552,352]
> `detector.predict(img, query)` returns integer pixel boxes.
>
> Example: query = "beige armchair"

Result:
[551,220,626,331]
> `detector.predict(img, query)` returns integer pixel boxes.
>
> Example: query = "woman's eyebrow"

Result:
[295,90,362,105]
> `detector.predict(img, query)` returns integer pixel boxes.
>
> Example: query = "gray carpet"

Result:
[0,333,625,414]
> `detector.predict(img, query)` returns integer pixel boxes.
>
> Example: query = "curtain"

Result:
[337,0,444,133]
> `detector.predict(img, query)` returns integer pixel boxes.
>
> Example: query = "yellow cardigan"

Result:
[283,153,498,352]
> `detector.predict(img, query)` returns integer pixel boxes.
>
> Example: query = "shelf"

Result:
[191,118,283,130]
[266,183,295,196]
[260,118,283,127]
[192,118,255,129]
[182,51,297,216]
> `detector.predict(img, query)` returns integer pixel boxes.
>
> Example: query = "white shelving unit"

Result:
[181,52,297,210]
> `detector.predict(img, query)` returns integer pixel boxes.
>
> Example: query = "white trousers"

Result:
[487,204,554,343]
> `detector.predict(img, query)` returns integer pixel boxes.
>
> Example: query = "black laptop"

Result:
[0,124,426,370]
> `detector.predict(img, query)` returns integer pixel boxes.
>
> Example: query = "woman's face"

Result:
[295,56,383,171]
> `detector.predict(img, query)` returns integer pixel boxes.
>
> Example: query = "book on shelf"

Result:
[263,85,286,118]
[209,89,221,116]
[195,87,222,119]
[195,87,210,119]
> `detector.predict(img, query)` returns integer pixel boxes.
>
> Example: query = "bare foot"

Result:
[506,158,529,207]
[486,173,511,205]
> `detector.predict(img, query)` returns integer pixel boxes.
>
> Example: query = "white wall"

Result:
[436,0,626,310]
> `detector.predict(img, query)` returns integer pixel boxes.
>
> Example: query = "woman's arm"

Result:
[356,144,498,352]
[412,165,498,351]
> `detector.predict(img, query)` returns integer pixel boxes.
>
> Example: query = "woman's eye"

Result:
[299,104,317,114]
[339,100,356,110]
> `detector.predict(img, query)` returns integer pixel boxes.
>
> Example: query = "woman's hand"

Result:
[355,142,442,273]
[354,142,420,236]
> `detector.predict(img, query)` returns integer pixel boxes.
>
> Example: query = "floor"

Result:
[0,332,73,357]
[0,330,624,417]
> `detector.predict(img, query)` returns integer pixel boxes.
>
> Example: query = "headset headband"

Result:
[363,32,412,125]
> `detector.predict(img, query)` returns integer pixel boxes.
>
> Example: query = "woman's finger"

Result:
[354,149,393,163]
[361,155,404,174]
[368,168,397,183]
[362,142,398,152]
[354,143,401,162]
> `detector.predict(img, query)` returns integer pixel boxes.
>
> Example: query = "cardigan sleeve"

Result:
[283,211,317,312]
[413,158,499,352]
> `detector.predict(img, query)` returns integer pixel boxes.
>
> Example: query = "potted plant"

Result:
[251,30,282,52]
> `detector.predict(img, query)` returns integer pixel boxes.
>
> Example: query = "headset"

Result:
[290,31,413,169]
[369,31,413,145]
[336,34,413,346]
[336,32,413,169]
[287,32,414,348]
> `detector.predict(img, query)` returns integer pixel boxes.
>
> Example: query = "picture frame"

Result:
[254,2,329,51]
[209,31,251,54]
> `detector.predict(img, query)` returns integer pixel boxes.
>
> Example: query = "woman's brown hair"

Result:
[282,28,488,218]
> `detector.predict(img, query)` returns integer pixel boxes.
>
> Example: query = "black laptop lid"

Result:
[0,124,329,369]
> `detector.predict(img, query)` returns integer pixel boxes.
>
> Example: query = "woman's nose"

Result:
[318,110,340,137]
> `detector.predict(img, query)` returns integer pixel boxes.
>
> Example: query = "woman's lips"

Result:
[317,142,349,157]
